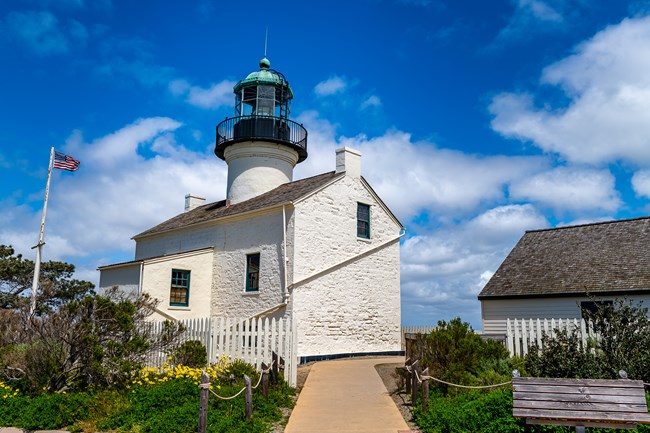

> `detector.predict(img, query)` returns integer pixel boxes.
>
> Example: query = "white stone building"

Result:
[99,58,404,361]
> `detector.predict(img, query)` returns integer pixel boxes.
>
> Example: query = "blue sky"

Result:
[3,0,650,329]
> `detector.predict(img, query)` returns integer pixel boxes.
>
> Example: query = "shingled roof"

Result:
[478,216,650,300]
[134,171,341,239]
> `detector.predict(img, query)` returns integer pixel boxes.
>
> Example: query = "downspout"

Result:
[138,260,144,295]
[282,204,290,303]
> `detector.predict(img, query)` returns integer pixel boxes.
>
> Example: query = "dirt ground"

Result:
[270,360,419,433]
[375,362,421,432]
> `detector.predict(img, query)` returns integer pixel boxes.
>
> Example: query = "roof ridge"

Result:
[526,215,650,233]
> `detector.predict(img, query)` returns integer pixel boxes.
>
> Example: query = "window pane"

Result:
[357,203,370,239]
[170,269,190,306]
[246,253,260,292]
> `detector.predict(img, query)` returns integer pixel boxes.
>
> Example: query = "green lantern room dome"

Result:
[233,57,294,98]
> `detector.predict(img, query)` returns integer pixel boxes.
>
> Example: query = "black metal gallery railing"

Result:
[215,116,308,162]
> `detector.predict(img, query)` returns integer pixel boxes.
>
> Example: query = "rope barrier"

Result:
[201,360,276,399]
[209,385,247,400]
[411,366,512,389]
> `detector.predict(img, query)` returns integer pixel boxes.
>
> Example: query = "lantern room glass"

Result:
[235,85,290,119]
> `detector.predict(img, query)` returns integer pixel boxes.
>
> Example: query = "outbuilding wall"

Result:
[481,294,650,334]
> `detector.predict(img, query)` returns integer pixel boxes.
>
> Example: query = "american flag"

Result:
[53,151,80,171]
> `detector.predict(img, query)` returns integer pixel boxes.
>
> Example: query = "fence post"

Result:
[261,362,269,399]
[411,365,418,404]
[271,352,279,384]
[244,374,253,420]
[198,371,209,433]
[422,367,429,412]
[405,359,412,395]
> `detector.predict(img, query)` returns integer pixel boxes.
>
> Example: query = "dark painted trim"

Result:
[299,350,404,364]
[478,290,650,301]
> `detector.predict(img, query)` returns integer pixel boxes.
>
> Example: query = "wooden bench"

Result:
[512,376,650,431]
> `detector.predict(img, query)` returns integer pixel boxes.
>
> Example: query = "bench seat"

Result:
[513,377,650,430]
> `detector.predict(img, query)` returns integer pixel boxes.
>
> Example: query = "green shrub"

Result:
[420,318,511,395]
[0,392,93,430]
[171,340,208,368]
[526,299,650,382]
[414,388,524,433]
[414,389,650,433]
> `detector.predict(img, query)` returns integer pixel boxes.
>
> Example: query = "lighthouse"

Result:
[215,58,308,204]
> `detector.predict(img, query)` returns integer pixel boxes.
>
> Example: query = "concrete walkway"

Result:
[284,356,411,433]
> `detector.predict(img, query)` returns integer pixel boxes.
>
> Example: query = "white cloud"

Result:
[509,166,620,211]
[295,112,548,222]
[490,15,650,165]
[400,204,547,327]
[5,10,71,55]
[632,169,650,198]
[0,117,226,274]
[495,0,564,43]
[360,95,381,110]
[169,79,235,109]
[314,76,347,96]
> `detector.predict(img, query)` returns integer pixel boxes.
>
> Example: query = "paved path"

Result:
[284,356,411,433]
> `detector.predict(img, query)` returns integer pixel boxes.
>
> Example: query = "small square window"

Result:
[580,300,613,321]
[170,269,190,306]
[357,203,370,239]
[246,253,260,292]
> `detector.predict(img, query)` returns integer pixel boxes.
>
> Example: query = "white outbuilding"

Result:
[99,58,404,361]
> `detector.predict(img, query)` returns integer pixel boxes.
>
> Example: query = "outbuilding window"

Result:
[246,253,260,292]
[357,203,370,239]
[170,269,190,306]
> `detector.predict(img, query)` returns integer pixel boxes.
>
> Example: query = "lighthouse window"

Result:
[357,203,370,239]
[170,269,190,307]
[245,253,261,292]
[256,85,275,116]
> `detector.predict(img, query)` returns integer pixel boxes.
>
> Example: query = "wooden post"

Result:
[198,371,209,433]
[244,374,253,420]
[411,366,418,405]
[421,368,429,412]
[271,352,279,384]
[261,362,269,399]
[405,359,412,395]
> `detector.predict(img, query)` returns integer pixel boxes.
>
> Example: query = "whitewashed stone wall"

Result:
[291,175,401,281]
[290,175,403,357]
[211,209,288,318]
[141,248,214,321]
[292,241,401,356]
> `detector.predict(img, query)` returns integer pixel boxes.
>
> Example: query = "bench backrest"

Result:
[512,377,650,430]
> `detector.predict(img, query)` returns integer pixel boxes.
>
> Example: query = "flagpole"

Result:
[30,147,55,316]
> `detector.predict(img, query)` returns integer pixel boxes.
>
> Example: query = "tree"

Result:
[0,244,94,311]
[0,245,184,393]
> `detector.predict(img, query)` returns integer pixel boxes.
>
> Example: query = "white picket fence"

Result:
[506,317,597,357]
[148,316,298,387]
[400,325,436,350]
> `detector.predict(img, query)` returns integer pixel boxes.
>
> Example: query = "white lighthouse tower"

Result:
[215,58,308,204]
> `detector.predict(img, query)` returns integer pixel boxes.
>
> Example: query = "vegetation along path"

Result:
[284,357,411,433]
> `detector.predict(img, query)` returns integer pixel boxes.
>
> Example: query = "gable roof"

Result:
[478,216,650,300]
[134,171,341,239]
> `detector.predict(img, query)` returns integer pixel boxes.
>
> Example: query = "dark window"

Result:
[246,253,260,292]
[170,269,190,306]
[357,203,370,239]
[580,300,613,321]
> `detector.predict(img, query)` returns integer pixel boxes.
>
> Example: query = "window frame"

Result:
[357,202,371,239]
[245,253,261,293]
[169,269,191,307]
